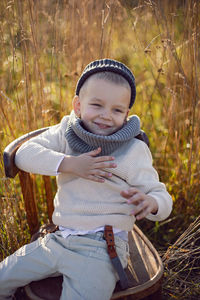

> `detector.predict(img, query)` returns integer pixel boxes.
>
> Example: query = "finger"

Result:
[120,190,131,198]
[127,193,144,204]
[87,174,105,183]
[121,191,140,201]
[130,201,149,217]
[135,207,151,220]
[91,170,113,178]
[95,161,117,169]
[94,155,115,162]
[120,188,139,198]
[88,147,102,156]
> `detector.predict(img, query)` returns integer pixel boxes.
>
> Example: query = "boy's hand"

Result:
[120,188,158,220]
[59,147,117,182]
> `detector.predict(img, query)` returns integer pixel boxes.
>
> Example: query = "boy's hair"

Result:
[79,71,131,97]
[76,59,136,108]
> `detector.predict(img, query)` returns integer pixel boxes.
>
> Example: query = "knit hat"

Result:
[75,58,136,108]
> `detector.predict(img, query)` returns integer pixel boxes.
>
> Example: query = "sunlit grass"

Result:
[0,1,199,298]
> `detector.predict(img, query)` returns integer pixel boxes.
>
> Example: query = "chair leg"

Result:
[145,287,162,300]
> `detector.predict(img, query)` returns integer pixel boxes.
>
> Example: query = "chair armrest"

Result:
[3,127,49,178]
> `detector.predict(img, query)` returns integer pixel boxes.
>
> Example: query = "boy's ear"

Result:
[72,95,81,117]
[125,109,130,120]
[123,109,130,124]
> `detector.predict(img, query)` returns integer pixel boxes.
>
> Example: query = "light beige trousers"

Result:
[0,231,129,300]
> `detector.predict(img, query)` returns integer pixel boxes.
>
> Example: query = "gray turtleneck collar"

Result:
[65,111,140,155]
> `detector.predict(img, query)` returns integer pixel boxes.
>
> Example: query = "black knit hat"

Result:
[75,58,136,108]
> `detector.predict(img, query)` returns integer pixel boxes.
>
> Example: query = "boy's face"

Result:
[73,77,130,136]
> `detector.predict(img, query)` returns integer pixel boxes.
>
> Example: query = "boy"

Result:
[0,59,172,300]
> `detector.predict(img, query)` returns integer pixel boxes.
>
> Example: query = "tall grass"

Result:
[0,0,199,297]
[163,216,200,299]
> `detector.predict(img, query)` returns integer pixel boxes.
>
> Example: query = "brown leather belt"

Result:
[104,225,130,290]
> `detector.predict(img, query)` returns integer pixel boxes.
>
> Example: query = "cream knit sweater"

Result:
[15,116,172,231]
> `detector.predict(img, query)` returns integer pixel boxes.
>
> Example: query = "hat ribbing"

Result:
[75,59,136,108]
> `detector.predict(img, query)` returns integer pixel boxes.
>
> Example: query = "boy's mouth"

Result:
[93,122,112,129]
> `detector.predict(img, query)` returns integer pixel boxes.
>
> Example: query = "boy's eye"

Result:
[114,109,123,113]
[91,103,101,107]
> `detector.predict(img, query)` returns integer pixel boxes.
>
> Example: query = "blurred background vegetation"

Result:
[0,0,199,298]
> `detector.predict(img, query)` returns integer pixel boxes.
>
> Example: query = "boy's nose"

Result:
[100,110,112,120]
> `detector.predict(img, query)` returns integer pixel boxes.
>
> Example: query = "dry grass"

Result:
[0,0,200,298]
[163,216,200,299]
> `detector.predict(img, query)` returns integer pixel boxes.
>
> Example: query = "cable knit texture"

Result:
[15,115,173,231]
[65,111,141,155]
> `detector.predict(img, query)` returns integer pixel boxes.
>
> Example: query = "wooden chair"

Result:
[3,127,163,300]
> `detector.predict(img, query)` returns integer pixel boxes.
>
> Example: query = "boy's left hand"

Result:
[120,188,158,220]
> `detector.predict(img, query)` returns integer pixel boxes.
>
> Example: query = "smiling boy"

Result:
[0,59,172,300]
[74,72,130,136]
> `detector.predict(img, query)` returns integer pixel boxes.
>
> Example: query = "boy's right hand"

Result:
[58,147,117,182]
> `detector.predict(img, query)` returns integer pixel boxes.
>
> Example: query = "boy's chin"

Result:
[90,128,117,136]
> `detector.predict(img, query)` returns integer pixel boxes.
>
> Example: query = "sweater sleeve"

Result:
[126,140,173,221]
[15,117,69,176]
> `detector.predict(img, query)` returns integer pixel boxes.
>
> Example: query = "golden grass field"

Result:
[0,0,199,298]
